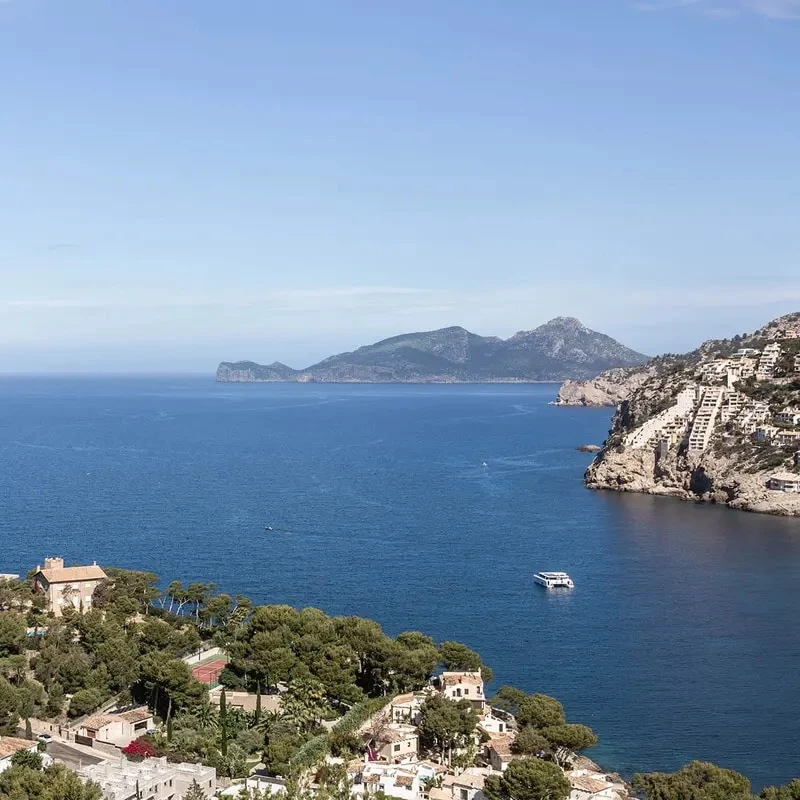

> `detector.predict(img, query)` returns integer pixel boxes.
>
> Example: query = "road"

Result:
[46,740,105,771]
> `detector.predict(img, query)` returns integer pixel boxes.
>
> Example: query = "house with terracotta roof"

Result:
[568,771,622,800]
[32,557,107,617]
[76,707,154,748]
[0,736,39,774]
[389,692,428,725]
[438,672,485,711]
[442,768,491,800]
[364,722,419,763]
[483,735,516,772]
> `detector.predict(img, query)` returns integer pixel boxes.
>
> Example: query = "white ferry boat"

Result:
[534,571,574,589]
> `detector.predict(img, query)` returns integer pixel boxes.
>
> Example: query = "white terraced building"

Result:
[720,391,749,423]
[688,386,725,453]
[624,387,697,450]
[757,343,781,380]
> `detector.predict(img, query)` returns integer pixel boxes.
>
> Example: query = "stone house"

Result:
[442,769,490,800]
[484,735,515,772]
[32,558,107,617]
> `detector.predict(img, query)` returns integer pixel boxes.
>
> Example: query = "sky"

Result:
[2,0,800,372]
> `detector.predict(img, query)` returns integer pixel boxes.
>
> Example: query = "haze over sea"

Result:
[2,377,799,789]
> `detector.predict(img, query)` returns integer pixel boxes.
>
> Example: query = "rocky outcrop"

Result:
[216,318,648,383]
[555,366,651,407]
[585,313,800,517]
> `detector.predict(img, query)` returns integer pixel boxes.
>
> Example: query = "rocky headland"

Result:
[585,313,800,517]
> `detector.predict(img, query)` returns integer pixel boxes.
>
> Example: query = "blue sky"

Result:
[2,0,799,371]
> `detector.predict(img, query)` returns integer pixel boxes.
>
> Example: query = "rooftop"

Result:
[769,471,800,483]
[440,671,483,687]
[570,774,610,793]
[0,736,36,759]
[81,714,118,730]
[117,707,153,724]
[36,563,107,584]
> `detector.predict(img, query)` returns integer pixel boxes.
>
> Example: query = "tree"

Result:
[10,749,43,771]
[182,779,207,800]
[540,724,597,767]
[516,694,566,730]
[511,726,550,756]
[761,779,800,799]
[484,757,570,800]
[632,761,753,800]
[0,613,27,657]
[492,686,528,715]
[440,641,494,683]
[0,761,103,800]
[68,687,105,718]
[417,694,479,765]
[281,679,330,734]
[220,686,229,756]
[0,676,20,734]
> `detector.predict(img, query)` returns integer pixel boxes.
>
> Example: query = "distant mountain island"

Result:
[216,317,648,383]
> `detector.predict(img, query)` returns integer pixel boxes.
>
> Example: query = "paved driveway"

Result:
[46,740,105,771]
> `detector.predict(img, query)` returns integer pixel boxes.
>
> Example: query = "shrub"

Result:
[122,737,158,761]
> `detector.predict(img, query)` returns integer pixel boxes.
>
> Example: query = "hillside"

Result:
[216,317,648,383]
[585,313,800,516]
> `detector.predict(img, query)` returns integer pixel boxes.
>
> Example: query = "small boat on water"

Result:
[534,571,574,589]
[264,526,274,532]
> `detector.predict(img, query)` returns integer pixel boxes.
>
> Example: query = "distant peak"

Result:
[543,316,585,328]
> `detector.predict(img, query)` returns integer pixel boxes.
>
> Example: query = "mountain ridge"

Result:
[216,317,648,383]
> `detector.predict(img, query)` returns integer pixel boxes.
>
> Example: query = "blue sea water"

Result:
[1,376,799,789]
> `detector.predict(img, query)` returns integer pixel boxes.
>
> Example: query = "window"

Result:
[394,744,401,752]
[455,688,461,697]
[460,790,469,800]
[464,688,469,695]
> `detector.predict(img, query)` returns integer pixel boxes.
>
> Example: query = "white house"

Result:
[568,771,625,800]
[76,708,154,748]
[484,735,515,772]
[389,692,428,725]
[81,756,216,800]
[767,472,800,493]
[351,762,440,800]
[364,722,419,763]
[442,769,490,800]
[775,408,800,426]
[438,672,485,711]
[0,737,40,775]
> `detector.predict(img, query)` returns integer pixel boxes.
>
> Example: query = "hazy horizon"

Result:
[3,1,800,372]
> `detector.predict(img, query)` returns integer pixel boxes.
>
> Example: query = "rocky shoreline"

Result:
[585,447,800,517]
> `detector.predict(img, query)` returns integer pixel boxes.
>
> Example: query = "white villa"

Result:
[767,472,800,493]
[438,672,486,711]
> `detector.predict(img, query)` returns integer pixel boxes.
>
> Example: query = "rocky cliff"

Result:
[555,366,651,407]
[217,318,648,383]
[585,313,800,516]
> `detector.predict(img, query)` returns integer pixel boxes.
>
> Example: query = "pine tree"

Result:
[219,686,228,756]
[181,779,206,800]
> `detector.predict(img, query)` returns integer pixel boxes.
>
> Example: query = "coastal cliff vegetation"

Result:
[0,569,797,799]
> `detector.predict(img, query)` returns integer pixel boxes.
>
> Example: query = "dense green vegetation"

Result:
[1,568,797,800]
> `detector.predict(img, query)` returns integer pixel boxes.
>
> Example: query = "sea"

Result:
[1,376,799,789]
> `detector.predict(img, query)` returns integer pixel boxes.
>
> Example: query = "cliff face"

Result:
[216,318,648,383]
[555,366,652,407]
[585,313,800,517]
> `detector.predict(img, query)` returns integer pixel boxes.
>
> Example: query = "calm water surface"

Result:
[1,377,799,789]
